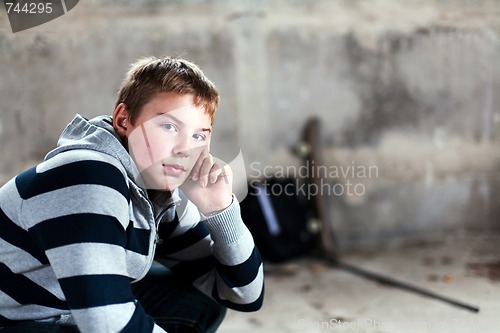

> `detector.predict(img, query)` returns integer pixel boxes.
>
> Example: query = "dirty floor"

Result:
[218,230,500,333]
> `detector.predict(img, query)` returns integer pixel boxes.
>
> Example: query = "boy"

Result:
[0,56,264,332]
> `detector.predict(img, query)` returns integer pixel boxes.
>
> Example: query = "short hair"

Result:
[116,56,220,125]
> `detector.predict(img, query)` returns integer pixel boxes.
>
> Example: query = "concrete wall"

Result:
[1,0,499,250]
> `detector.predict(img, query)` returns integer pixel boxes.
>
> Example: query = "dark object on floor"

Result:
[240,177,317,263]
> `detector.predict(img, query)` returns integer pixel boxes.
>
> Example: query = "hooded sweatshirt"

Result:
[0,114,264,332]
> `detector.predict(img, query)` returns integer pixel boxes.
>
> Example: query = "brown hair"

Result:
[116,56,220,125]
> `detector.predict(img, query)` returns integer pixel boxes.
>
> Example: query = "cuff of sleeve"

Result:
[202,194,247,244]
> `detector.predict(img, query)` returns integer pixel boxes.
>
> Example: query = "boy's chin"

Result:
[145,181,182,192]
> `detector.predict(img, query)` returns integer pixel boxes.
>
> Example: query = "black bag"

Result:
[240,177,317,263]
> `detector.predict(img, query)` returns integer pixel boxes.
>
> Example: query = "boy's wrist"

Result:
[202,197,248,244]
[200,195,234,218]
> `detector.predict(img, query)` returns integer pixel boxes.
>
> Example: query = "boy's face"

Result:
[125,92,212,190]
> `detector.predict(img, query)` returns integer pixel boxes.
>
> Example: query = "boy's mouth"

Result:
[162,163,186,177]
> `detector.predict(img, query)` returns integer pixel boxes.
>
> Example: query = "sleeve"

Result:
[17,153,166,333]
[153,193,265,312]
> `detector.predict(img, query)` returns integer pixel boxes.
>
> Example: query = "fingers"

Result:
[198,155,215,187]
[190,147,208,181]
[208,162,223,185]
[190,150,227,187]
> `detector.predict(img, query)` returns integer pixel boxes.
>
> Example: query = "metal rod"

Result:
[327,259,480,313]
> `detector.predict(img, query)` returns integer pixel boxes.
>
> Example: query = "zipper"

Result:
[131,185,176,281]
[137,202,175,281]
[154,203,175,245]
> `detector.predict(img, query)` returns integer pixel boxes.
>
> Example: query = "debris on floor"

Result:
[219,230,500,333]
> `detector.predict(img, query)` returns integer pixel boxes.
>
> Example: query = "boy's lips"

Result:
[162,163,186,177]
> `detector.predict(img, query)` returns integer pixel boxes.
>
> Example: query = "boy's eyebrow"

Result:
[156,112,212,133]
[156,112,183,123]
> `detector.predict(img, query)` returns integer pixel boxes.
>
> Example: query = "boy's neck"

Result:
[147,189,173,201]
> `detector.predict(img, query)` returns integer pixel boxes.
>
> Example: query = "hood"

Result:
[45,114,141,182]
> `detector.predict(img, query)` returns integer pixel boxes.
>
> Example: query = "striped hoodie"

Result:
[0,114,264,332]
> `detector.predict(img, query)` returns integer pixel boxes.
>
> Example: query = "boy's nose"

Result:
[173,148,189,158]
[172,138,190,157]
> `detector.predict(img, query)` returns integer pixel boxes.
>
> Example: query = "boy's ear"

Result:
[113,103,129,138]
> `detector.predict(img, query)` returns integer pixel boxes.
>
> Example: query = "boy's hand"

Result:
[180,148,233,215]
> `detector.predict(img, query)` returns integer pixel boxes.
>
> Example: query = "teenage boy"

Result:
[0,56,264,332]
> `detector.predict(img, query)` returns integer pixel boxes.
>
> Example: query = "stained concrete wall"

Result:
[1,0,499,250]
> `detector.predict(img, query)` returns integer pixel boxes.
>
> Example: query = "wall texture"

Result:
[1,0,499,250]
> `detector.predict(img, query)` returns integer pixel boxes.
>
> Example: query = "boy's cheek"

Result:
[128,128,156,172]
[128,146,149,172]
[143,131,170,162]
[190,144,208,161]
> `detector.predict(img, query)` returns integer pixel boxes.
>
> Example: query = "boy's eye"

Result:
[192,133,206,141]
[162,123,177,132]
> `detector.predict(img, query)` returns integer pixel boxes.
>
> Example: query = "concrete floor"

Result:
[218,230,500,333]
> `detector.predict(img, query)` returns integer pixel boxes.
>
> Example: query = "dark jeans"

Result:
[0,265,226,333]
